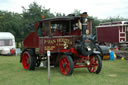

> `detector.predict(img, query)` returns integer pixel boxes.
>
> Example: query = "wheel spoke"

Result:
[88,56,98,72]
[89,67,93,72]
[59,56,72,75]
[94,57,97,63]
[22,52,30,70]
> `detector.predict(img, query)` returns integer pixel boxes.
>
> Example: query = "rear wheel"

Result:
[88,54,102,74]
[22,50,36,70]
[59,55,74,75]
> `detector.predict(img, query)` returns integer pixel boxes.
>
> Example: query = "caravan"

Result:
[0,32,16,55]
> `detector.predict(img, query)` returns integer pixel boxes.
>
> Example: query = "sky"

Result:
[0,0,128,19]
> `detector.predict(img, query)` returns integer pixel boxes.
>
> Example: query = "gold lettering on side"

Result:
[44,46,56,51]
[64,42,68,49]
[44,40,56,44]
[44,38,73,50]
[56,38,72,45]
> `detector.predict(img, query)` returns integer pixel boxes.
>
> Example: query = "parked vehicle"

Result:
[20,12,102,75]
[0,32,16,55]
[96,21,128,44]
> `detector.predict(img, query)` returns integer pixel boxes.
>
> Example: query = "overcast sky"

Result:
[0,0,128,19]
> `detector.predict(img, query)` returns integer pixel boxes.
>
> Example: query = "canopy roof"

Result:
[40,16,81,22]
[0,32,15,39]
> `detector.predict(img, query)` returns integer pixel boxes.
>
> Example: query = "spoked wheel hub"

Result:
[62,63,66,68]
[22,52,30,70]
[21,50,36,70]
[60,57,70,75]
[88,56,98,72]
[88,55,102,74]
[59,55,74,75]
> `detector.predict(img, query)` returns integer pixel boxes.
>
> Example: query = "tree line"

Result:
[0,2,126,48]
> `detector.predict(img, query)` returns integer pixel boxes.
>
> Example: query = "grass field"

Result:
[0,56,128,85]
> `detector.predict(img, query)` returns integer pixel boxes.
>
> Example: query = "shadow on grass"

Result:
[34,66,93,76]
[73,68,92,75]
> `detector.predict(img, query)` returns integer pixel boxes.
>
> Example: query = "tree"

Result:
[0,2,128,48]
[0,11,24,47]
[72,9,81,16]
[55,12,66,16]
[22,2,54,36]
[101,16,126,23]
[91,17,101,35]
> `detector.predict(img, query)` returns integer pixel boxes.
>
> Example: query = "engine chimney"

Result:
[81,12,88,35]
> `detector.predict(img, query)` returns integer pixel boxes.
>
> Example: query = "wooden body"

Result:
[23,16,82,54]
[96,21,128,43]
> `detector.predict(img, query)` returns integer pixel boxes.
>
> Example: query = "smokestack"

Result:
[81,12,88,34]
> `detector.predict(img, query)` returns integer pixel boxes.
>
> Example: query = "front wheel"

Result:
[88,54,102,74]
[22,50,36,70]
[59,55,74,75]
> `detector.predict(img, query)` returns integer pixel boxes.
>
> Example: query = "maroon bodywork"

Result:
[21,13,102,75]
[24,32,39,48]
[23,17,82,54]
[97,26,119,43]
[96,21,128,43]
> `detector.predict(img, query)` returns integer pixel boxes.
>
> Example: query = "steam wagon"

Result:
[96,21,128,44]
[20,12,102,75]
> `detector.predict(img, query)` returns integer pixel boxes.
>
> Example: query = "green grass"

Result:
[0,56,128,85]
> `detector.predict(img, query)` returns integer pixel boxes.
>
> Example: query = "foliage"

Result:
[0,2,55,47]
[72,9,81,16]
[55,12,66,16]
[0,11,23,42]
[0,2,128,48]
[101,16,126,23]
[22,2,54,37]
[90,17,101,35]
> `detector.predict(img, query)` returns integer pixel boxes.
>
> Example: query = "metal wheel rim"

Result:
[59,57,70,75]
[22,52,30,69]
[88,56,98,72]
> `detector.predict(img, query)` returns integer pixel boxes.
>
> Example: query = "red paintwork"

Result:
[60,49,71,53]
[23,23,40,49]
[71,29,81,35]
[120,33,125,37]
[59,56,70,75]
[97,22,128,43]
[59,48,99,73]
[97,26,119,43]
[38,36,80,54]
[22,52,30,70]
[59,48,99,69]
[74,55,98,72]
[10,48,15,55]
[120,38,125,41]
[87,19,92,34]
[60,48,79,56]
[24,32,39,48]
[21,13,103,75]
[88,56,98,72]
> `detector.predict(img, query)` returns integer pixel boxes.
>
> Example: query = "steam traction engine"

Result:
[20,12,102,75]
